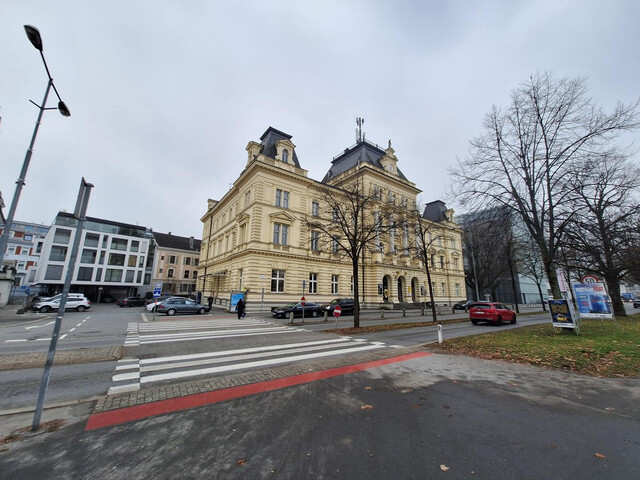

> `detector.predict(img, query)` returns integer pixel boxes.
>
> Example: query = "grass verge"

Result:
[435,317,640,378]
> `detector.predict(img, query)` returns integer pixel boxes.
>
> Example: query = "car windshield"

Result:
[473,304,492,309]
[284,303,297,309]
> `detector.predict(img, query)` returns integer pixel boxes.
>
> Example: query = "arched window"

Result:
[282,149,289,163]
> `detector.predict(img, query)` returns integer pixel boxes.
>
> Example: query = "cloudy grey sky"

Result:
[1,1,638,238]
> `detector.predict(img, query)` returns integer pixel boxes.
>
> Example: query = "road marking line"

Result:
[125,329,304,346]
[69,328,76,332]
[59,334,68,340]
[5,339,28,342]
[113,371,141,382]
[25,321,54,330]
[140,344,385,384]
[76,323,82,327]
[86,351,432,431]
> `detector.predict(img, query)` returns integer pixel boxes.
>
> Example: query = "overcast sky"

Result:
[1,1,638,238]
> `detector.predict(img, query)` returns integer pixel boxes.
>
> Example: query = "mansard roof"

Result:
[259,126,301,168]
[322,140,408,183]
[422,200,449,222]
[153,231,201,252]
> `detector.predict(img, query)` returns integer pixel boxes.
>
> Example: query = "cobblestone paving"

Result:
[0,346,124,371]
[93,345,425,413]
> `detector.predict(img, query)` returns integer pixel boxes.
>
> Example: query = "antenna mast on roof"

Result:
[356,117,365,143]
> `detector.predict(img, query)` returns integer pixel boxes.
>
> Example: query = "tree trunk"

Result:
[508,263,520,313]
[352,260,360,328]
[536,282,547,311]
[543,260,562,299]
[605,277,627,317]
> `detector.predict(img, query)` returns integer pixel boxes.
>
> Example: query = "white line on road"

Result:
[25,321,54,330]
[69,328,76,332]
[5,339,28,342]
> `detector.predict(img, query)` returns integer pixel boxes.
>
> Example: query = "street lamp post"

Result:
[0,25,70,267]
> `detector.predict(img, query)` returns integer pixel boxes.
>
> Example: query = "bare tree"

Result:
[561,153,640,316]
[306,175,396,328]
[451,72,639,299]
[518,234,548,311]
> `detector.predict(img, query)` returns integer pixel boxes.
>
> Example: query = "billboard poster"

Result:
[548,299,578,329]
[230,291,245,312]
[572,283,613,319]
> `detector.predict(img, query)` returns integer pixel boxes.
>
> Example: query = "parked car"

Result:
[146,296,171,312]
[272,302,324,319]
[100,294,116,303]
[33,296,91,313]
[323,298,355,316]
[469,302,516,326]
[634,299,640,308]
[116,296,146,307]
[36,293,85,303]
[453,300,476,310]
[156,297,210,316]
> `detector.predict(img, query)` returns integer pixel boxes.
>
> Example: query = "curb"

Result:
[0,346,124,371]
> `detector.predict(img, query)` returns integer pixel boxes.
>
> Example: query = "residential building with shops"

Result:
[149,232,201,296]
[198,126,465,312]
[33,212,152,301]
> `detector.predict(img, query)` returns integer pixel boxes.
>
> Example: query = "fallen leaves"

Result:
[594,453,606,459]
[236,459,246,466]
[360,404,373,410]
[440,464,450,471]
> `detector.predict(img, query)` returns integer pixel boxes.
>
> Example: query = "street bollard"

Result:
[437,323,443,344]
[421,307,425,316]
[324,310,328,322]
[380,308,384,319]
[403,308,406,317]
[289,311,294,324]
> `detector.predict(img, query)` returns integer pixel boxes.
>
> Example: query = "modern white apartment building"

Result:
[34,212,152,301]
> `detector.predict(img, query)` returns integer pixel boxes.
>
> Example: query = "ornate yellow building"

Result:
[198,127,465,311]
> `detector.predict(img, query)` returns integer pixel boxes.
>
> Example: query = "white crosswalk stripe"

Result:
[109,333,390,395]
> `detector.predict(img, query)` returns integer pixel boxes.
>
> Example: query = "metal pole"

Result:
[0,81,52,267]
[32,178,92,431]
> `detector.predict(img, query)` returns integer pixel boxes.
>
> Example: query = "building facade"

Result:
[149,232,201,296]
[34,212,152,301]
[198,127,465,311]
[0,220,49,286]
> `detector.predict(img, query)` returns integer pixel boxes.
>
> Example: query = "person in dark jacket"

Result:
[208,296,213,309]
[236,298,245,319]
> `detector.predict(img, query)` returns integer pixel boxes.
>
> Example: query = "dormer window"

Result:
[282,149,289,163]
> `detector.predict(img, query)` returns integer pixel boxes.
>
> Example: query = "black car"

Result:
[272,302,324,319]
[453,300,476,311]
[116,296,146,307]
[634,299,640,308]
[323,298,355,316]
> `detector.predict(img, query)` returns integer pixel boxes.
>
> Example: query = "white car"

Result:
[33,296,91,313]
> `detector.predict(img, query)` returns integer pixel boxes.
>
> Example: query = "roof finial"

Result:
[388,139,392,148]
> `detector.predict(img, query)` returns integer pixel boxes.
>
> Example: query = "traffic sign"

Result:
[334,305,342,317]
[301,296,306,306]
[153,281,163,298]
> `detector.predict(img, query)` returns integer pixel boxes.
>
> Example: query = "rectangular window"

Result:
[310,231,319,250]
[185,257,191,266]
[53,228,71,244]
[102,236,108,248]
[77,267,93,281]
[271,269,285,293]
[49,246,67,262]
[44,265,63,280]
[167,269,174,278]
[273,223,288,245]
[128,255,137,267]
[455,283,460,296]
[439,256,445,268]
[111,238,128,251]
[184,270,190,279]
[125,270,135,283]
[453,258,459,270]
[108,253,126,266]
[239,224,246,243]
[84,233,99,248]
[99,251,106,265]
[80,249,97,264]
[275,189,282,207]
[139,256,145,267]
[331,275,339,294]
[192,271,198,279]
[283,191,289,208]
[194,258,199,266]
[35,242,43,254]
[24,234,33,242]
[95,268,103,282]
[244,190,251,206]
[169,255,176,264]
[441,282,446,296]
[332,236,340,253]
[131,240,139,252]
[137,271,142,283]
[311,201,319,216]
[105,269,123,282]
[309,273,318,294]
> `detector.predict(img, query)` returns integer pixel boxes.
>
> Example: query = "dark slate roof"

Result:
[422,200,449,222]
[259,127,301,168]
[322,140,408,183]
[153,232,202,252]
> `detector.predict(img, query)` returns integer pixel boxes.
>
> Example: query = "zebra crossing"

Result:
[109,318,391,395]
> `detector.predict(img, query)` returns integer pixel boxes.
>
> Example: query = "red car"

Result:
[469,302,516,326]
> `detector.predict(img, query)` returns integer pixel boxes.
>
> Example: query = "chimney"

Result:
[189,236,194,249]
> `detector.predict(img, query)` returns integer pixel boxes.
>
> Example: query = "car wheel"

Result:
[312,310,318,318]
[471,319,478,325]
[496,316,503,326]
[511,314,516,324]
[76,305,86,312]
[198,308,205,315]
[41,306,51,313]
[167,308,176,316]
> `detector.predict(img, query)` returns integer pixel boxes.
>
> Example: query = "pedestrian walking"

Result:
[236,298,245,319]
[208,296,213,309]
